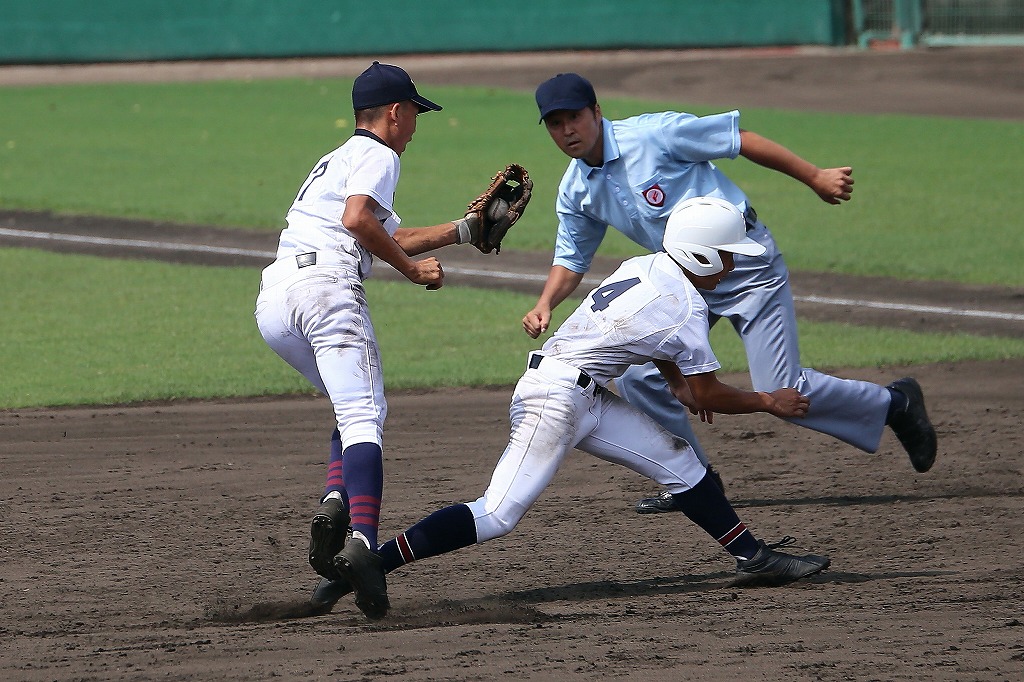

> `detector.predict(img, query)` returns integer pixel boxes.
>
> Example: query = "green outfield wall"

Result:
[1,0,846,64]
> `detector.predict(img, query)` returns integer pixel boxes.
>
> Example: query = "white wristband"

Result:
[454,218,472,245]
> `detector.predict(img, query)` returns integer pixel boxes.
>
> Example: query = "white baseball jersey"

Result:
[276,132,402,279]
[541,252,720,386]
[466,253,712,543]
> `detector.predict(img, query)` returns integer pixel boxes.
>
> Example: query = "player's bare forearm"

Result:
[739,130,818,184]
[686,372,809,419]
[354,225,437,286]
[523,266,586,337]
[655,360,714,423]
[343,198,442,287]
[343,207,413,270]
[537,265,586,310]
[738,129,853,205]
[393,222,460,256]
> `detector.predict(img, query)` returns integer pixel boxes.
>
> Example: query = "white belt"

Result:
[260,251,357,289]
[527,352,597,392]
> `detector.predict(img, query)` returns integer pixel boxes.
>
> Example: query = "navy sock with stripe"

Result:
[322,428,349,509]
[670,470,760,560]
[341,441,383,549]
[378,504,477,573]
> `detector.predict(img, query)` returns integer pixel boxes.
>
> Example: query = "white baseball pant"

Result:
[467,353,708,543]
[255,253,387,450]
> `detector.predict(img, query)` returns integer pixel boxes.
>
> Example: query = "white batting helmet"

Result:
[663,197,767,275]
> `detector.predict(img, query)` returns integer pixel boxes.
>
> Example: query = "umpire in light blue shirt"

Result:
[522,72,937,512]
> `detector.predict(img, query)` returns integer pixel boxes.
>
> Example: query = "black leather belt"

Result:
[528,354,594,389]
[296,252,317,268]
[744,205,758,231]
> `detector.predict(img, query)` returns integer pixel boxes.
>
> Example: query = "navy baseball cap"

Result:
[352,61,442,112]
[535,73,597,122]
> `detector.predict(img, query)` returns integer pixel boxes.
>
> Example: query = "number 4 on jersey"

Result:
[590,277,641,312]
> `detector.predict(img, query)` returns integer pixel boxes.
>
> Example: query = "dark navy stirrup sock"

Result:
[322,428,349,509]
[671,471,760,560]
[341,441,384,549]
[378,504,477,573]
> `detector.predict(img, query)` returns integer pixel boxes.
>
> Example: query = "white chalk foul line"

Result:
[3,227,1022,323]
[794,294,1024,322]
[0,227,278,259]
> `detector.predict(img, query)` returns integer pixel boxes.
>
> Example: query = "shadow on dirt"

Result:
[205,597,332,623]
[732,488,1024,509]
[199,566,952,631]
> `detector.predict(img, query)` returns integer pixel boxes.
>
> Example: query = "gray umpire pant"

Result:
[617,221,891,466]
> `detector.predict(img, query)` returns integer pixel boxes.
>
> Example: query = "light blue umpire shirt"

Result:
[548,109,892,458]
[552,110,750,273]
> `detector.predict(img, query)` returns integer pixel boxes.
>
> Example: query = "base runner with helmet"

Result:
[522,73,937,514]
[311,197,832,615]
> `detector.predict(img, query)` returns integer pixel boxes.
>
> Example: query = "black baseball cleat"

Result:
[634,468,725,514]
[308,498,350,581]
[334,539,390,620]
[310,575,353,610]
[732,540,830,587]
[887,377,937,473]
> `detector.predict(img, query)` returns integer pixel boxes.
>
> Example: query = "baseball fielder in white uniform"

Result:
[255,61,484,621]
[311,197,832,615]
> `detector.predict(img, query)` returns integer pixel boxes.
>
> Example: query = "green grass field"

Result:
[2,79,1021,284]
[2,248,1022,409]
[1,79,1021,408]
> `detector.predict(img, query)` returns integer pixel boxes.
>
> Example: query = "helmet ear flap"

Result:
[672,243,724,276]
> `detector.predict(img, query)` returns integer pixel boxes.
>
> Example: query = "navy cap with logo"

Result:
[352,61,442,113]
[535,72,597,123]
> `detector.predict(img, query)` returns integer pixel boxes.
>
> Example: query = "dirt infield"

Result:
[4,360,1023,681]
[2,48,1024,681]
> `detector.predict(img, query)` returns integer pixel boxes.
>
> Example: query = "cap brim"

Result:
[721,236,767,257]
[412,95,442,112]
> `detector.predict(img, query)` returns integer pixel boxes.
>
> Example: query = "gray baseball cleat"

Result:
[308,498,350,581]
[887,377,937,473]
[634,468,725,513]
[310,575,353,610]
[732,540,830,587]
[333,539,390,620]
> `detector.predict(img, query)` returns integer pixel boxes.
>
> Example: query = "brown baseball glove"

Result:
[464,163,533,254]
